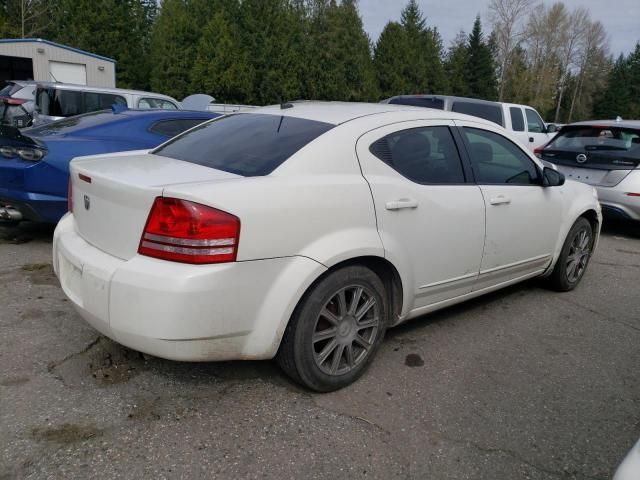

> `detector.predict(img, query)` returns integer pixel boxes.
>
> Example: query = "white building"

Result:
[0,38,116,87]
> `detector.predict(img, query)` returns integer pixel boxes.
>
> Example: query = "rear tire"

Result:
[276,265,388,392]
[547,217,594,292]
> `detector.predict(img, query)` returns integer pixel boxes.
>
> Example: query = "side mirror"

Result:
[542,167,565,187]
[546,123,557,134]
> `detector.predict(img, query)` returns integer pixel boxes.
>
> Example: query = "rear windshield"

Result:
[452,101,503,126]
[25,110,115,135]
[37,88,126,117]
[548,126,640,156]
[153,113,334,176]
[0,83,24,97]
[389,97,445,110]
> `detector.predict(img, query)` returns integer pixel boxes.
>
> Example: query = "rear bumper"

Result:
[0,187,66,222]
[596,171,640,221]
[53,214,326,361]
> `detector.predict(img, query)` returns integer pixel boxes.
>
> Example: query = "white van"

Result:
[34,82,181,124]
[381,95,557,150]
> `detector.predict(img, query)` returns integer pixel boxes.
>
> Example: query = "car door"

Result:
[456,121,564,290]
[524,107,551,148]
[356,121,485,312]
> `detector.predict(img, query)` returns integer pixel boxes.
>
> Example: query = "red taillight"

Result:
[627,192,640,197]
[138,197,240,264]
[67,176,73,213]
[0,96,27,105]
[533,145,545,158]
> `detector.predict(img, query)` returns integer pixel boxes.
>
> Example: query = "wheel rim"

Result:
[565,227,592,283]
[312,285,380,376]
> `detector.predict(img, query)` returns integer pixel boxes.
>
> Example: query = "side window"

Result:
[138,98,178,110]
[451,101,503,126]
[57,90,82,116]
[510,107,525,132]
[370,126,465,184]
[98,93,126,109]
[463,127,540,185]
[389,97,445,110]
[525,108,545,133]
[149,119,207,138]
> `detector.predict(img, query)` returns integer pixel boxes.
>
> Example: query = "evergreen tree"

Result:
[305,0,377,101]
[148,0,200,99]
[464,16,498,100]
[445,31,469,96]
[190,9,254,103]
[48,0,157,90]
[373,22,411,98]
[374,0,448,97]
[593,44,640,119]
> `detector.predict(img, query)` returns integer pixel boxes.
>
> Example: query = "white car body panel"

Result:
[54,102,602,361]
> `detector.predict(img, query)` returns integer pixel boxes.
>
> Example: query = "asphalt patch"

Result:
[404,353,424,367]
[31,423,103,444]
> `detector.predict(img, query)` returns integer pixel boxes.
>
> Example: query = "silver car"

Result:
[538,120,640,221]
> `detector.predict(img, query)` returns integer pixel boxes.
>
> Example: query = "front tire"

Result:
[547,217,594,292]
[277,265,388,392]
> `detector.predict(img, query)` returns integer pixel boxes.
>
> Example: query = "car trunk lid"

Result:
[70,152,240,260]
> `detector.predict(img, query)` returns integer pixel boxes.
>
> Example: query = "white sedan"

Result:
[53,102,601,391]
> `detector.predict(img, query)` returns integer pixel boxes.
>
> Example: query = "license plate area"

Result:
[556,166,606,185]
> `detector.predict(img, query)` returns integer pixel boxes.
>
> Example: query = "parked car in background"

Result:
[536,120,640,222]
[0,80,37,128]
[381,94,556,150]
[0,108,218,223]
[54,102,600,392]
[34,81,182,124]
[614,438,640,480]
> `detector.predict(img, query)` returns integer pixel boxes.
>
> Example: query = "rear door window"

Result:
[463,127,540,185]
[452,101,503,126]
[525,108,545,133]
[154,113,334,176]
[510,107,525,132]
[369,126,465,184]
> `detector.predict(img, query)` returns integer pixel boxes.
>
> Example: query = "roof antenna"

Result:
[278,95,293,109]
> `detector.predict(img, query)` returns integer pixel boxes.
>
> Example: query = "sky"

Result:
[358,0,640,57]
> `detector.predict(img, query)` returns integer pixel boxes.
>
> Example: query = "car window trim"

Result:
[457,125,543,187]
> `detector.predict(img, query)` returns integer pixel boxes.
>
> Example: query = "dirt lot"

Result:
[1,220,639,479]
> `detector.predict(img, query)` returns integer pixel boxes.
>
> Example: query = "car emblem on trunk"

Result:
[576,154,587,164]
[84,195,90,210]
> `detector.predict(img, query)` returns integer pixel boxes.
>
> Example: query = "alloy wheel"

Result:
[565,228,591,283]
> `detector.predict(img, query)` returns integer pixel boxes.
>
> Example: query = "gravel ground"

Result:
[0,220,639,480]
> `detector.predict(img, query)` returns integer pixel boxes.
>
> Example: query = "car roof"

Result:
[563,119,640,130]
[251,101,499,126]
[33,81,178,101]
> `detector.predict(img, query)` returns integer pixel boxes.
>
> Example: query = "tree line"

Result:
[1,0,638,122]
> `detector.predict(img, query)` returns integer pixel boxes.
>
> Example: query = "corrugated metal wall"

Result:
[0,41,115,87]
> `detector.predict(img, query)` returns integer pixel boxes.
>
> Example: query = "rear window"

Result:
[0,83,23,97]
[548,126,640,157]
[149,118,212,138]
[153,113,334,176]
[452,101,503,126]
[389,97,445,110]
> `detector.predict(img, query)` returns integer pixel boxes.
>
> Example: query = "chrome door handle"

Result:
[489,195,511,205]
[385,199,418,210]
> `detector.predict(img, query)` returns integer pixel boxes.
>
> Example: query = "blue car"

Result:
[0,108,218,223]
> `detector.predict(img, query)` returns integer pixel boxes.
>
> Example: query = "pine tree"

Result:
[48,0,157,90]
[190,10,254,103]
[305,0,376,101]
[373,22,411,98]
[445,31,469,96]
[374,0,448,97]
[464,16,498,100]
[593,44,640,119]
